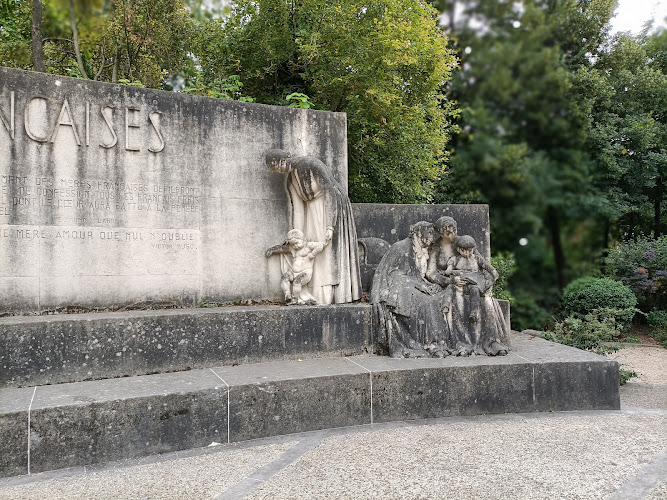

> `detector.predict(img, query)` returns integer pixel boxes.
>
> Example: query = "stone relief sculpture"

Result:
[370,221,452,358]
[266,149,362,304]
[266,229,327,305]
[371,216,510,357]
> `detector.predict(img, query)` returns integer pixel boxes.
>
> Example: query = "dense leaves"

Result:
[194,0,459,203]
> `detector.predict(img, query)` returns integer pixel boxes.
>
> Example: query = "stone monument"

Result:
[371,215,510,357]
[0,68,348,314]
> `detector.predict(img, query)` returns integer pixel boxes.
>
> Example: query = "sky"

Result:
[609,0,667,35]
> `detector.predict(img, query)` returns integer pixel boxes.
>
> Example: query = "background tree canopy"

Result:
[194,0,459,203]
[2,0,667,328]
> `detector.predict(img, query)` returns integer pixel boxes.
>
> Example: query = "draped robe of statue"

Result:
[444,254,511,355]
[370,236,449,358]
[284,156,362,304]
[427,232,510,356]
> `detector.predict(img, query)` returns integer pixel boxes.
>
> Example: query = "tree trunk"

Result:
[112,51,119,83]
[68,0,89,79]
[31,0,45,72]
[654,176,662,238]
[547,206,566,290]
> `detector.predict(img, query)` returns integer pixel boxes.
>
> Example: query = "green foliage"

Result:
[542,308,621,354]
[194,0,459,203]
[619,369,637,386]
[0,0,195,88]
[646,309,667,328]
[285,92,314,109]
[434,0,617,322]
[586,32,667,239]
[0,0,32,69]
[490,252,516,303]
[510,290,553,331]
[605,236,667,312]
[561,277,637,329]
[646,310,667,346]
[117,78,145,87]
[182,74,254,101]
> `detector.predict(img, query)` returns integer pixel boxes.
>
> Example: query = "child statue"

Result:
[442,235,499,324]
[266,229,327,305]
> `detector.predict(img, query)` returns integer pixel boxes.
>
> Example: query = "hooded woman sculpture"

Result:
[265,149,362,304]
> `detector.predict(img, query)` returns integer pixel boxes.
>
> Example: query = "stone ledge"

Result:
[0,304,372,388]
[0,332,620,477]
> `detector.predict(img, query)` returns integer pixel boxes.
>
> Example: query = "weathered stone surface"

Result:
[368,332,619,422]
[353,204,491,259]
[27,370,227,474]
[0,388,33,477]
[0,304,371,388]
[213,358,371,441]
[0,67,347,313]
[0,332,619,478]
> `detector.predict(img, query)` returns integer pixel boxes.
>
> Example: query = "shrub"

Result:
[619,369,637,386]
[491,252,516,303]
[605,236,667,312]
[542,308,621,354]
[561,277,637,330]
[646,310,667,347]
[510,290,553,331]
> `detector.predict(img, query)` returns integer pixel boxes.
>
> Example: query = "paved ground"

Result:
[1,346,665,500]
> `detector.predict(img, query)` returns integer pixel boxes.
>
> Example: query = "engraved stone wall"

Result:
[0,67,348,313]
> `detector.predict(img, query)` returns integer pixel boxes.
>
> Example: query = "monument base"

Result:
[0,332,619,477]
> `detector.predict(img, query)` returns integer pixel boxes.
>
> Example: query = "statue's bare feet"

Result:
[305,299,318,305]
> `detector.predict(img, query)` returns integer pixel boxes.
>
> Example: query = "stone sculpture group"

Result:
[265,150,509,358]
[265,149,363,305]
[371,216,510,358]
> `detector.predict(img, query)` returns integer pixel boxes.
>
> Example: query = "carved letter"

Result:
[99,106,117,149]
[125,107,141,151]
[50,99,81,145]
[148,111,164,153]
[24,96,50,142]
[0,91,14,139]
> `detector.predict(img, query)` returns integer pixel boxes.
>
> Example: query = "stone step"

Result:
[0,304,372,389]
[0,332,620,478]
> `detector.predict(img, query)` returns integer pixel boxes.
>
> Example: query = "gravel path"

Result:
[609,345,667,384]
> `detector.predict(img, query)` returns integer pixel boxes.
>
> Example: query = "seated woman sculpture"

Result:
[370,221,450,358]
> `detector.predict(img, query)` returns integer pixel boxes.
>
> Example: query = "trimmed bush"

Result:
[562,277,637,329]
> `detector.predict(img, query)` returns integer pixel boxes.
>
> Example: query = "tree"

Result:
[434,0,615,296]
[587,30,667,240]
[1,0,195,88]
[194,0,459,203]
[31,0,45,71]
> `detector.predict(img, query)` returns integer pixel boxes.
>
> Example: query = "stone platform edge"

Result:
[0,304,373,388]
[0,332,620,477]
